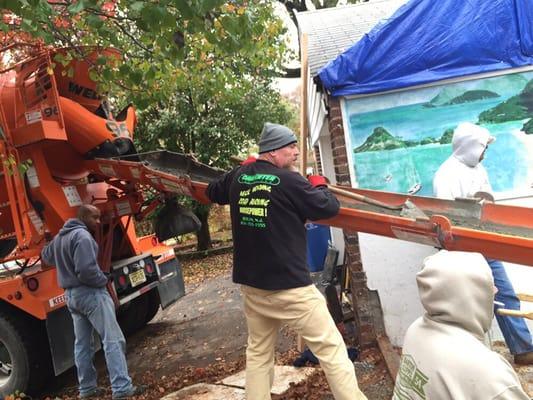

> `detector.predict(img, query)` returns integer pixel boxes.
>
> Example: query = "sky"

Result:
[273,2,302,96]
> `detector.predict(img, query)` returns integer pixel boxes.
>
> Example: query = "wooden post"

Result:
[297,33,309,353]
[299,33,309,176]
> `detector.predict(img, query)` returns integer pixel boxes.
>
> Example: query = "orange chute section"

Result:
[53,48,120,113]
[59,96,135,156]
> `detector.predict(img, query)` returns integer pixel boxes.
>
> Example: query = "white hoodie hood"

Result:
[433,122,495,199]
[418,250,494,340]
[452,122,495,168]
[393,250,529,400]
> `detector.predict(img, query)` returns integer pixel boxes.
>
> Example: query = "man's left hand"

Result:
[308,175,328,188]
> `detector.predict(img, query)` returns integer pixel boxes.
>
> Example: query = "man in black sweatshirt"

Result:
[206,123,367,400]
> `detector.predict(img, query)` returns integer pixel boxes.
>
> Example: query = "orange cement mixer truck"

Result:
[0,43,217,395]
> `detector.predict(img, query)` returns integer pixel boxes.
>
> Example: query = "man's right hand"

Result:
[241,155,257,165]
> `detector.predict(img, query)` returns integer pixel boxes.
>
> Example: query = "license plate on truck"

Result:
[129,269,146,287]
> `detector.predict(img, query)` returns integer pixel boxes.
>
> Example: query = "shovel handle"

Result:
[328,185,402,211]
[497,308,533,320]
[517,293,533,303]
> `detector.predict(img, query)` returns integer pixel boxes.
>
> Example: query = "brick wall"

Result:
[327,97,377,348]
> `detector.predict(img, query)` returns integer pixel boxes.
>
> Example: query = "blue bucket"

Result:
[305,223,331,272]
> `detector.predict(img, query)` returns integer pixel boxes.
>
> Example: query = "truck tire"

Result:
[117,293,149,336]
[118,290,161,335]
[0,313,49,396]
[144,290,160,324]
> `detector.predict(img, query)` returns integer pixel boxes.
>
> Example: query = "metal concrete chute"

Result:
[316,186,533,267]
[85,150,223,205]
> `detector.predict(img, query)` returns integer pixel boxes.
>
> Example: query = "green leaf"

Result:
[86,14,104,28]
[119,64,131,76]
[130,70,143,85]
[0,0,22,13]
[129,1,145,12]
[141,5,163,30]
[19,19,35,33]
[174,0,195,19]
[161,11,176,30]
[102,67,113,81]
[88,69,99,83]
[68,0,86,14]
[199,0,224,14]
[144,67,156,81]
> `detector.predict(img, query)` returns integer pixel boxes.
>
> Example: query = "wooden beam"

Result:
[299,33,309,176]
[376,334,401,383]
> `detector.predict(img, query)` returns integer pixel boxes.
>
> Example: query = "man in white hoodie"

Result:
[393,250,529,400]
[433,122,533,365]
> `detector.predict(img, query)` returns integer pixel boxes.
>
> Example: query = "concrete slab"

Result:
[220,365,316,395]
[160,383,245,400]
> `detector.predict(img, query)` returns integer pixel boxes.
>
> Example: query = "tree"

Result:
[134,66,295,250]
[278,0,369,27]
[2,1,296,250]
[1,1,290,105]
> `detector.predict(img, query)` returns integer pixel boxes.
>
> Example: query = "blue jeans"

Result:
[65,286,133,397]
[488,259,533,355]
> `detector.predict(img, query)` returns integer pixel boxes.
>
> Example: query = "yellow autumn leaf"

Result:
[224,4,236,13]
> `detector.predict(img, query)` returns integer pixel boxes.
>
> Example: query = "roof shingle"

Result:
[295,0,407,76]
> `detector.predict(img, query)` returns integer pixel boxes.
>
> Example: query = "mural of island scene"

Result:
[343,71,533,198]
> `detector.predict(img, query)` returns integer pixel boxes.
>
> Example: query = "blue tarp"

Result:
[318,0,533,97]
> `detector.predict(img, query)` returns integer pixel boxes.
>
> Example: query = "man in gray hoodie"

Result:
[394,250,529,400]
[42,205,144,399]
[433,122,533,365]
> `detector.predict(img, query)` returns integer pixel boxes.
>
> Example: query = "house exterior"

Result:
[296,0,533,347]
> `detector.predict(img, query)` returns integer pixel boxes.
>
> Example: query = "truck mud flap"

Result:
[46,306,100,376]
[157,257,185,309]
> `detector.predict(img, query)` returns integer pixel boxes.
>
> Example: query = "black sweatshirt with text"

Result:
[206,160,339,290]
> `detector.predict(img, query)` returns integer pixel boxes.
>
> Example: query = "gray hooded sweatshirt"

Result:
[41,219,108,289]
[433,122,494,199]
[393,250,529,400]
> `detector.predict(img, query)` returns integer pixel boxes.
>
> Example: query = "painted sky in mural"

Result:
[343,71,533,198]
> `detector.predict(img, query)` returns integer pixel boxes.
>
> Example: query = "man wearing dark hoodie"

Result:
[393,250,529,400]
[433,122,533,365]
[206,123,367,400]
[42,205,144,399]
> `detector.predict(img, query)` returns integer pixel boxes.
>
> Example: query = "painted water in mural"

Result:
[344,71,533,198]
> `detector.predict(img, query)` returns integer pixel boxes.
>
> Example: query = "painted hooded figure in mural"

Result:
[393,250,529,400]
[433,121,494,199]
[432,122,533,364]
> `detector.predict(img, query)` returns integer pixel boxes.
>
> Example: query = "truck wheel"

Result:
[144,290,160,324]
[117,294,149,336]
[0,313,48,396]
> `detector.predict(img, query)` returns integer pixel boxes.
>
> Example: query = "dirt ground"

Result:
[40,253,394,400]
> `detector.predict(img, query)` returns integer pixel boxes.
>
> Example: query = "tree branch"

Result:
[112,20,153,55]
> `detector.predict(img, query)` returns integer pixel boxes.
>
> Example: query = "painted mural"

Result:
[343,71,533,198]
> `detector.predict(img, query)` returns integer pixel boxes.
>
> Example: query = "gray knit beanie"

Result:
[258,123,297,153]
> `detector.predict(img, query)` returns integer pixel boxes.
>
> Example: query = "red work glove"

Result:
[241,155,257,165]
[308,175,328,188]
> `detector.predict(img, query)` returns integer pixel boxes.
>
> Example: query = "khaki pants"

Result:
[241,284,367,400]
